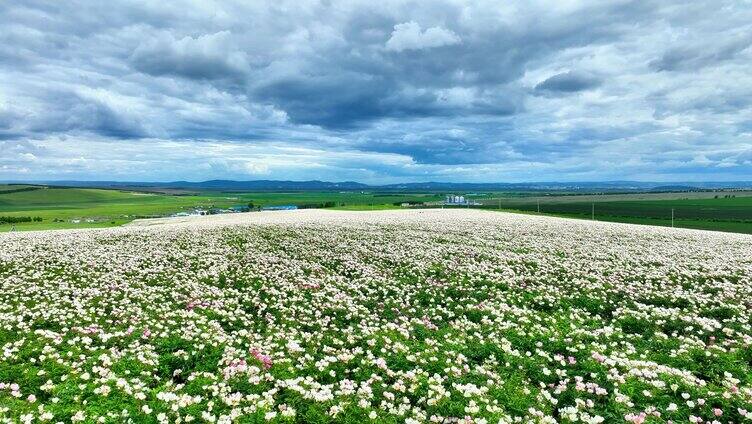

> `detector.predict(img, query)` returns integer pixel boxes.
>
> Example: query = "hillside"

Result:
[1,210,750,422]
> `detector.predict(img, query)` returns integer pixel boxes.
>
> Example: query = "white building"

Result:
[445,194,468,205]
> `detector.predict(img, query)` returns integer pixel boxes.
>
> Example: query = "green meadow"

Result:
[0,187,230,231]
[225,191,442,208]
[0,185,441,231]
[479,191,752,234]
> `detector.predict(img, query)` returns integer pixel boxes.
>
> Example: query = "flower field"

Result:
[1,209,751,423]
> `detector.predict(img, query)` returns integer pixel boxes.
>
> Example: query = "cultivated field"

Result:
[478,192,752,234]
[1,210,751,423]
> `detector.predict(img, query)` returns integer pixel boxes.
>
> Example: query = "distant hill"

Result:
[648,185,702,192]
[29,180,371,191]
[6,179,752,192]
[156,180,371,191]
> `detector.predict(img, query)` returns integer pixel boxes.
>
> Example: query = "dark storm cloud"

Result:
[351,122,520,165]
[254,73,522,129]
[0,0,751,181]
[535,72,602,94]
[129,31,251,82]
[12,89,150,140]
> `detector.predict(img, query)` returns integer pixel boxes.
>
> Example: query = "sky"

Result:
[1,0,751,183]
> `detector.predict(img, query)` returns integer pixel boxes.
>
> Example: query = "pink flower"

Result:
[713,408,722,417]
[231,359,246,368]
[421,316,438,331]
[567,356,577,364]
[624,412,646,424]
[592,352,606,363]
[251,348,272,369]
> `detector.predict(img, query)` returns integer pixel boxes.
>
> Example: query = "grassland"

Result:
[478,191,752,234]
[0,186,441,231]
[0,187,242,231]
[227,191,441,207]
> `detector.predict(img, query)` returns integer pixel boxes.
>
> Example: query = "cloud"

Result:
[650,33,752,72]
[0,1,751,182]
[253,76,521,129]
[534,71,602,93]
[17,89,150,139]
[130,31,250,81]
[385,21,461,52]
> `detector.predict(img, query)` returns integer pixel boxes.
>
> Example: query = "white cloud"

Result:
[385,21,461,52]
[240,161,270,175]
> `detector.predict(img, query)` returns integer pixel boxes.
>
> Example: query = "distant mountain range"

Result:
[7,179,752,192]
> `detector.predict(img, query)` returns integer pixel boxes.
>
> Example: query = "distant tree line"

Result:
[0,216,43,224]
[298,201,337,209]
[0,187,42,195]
